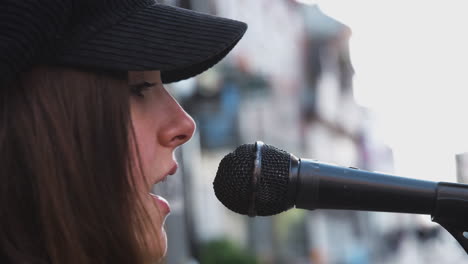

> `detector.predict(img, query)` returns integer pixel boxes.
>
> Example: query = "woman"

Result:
[0,0,247,263]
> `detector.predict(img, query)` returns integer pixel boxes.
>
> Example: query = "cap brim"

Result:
[56,4,247,83]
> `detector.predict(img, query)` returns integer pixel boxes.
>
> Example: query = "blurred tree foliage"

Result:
[199,239,258,264]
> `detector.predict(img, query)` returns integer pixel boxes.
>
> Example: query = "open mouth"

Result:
[148,163,178,215]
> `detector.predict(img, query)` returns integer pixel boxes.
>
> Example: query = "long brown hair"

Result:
[0,66,159,263]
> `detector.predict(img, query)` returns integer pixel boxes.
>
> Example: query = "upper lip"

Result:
[168,162,178,176]
[149,162,179,192]
[153,162,178,185]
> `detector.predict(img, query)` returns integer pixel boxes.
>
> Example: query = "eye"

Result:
[129,82,155,98]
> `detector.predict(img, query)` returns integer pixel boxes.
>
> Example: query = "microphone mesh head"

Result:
[213,143,291,216]
[213,144,255,215]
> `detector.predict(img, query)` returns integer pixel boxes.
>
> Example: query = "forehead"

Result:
[128,71,161,85]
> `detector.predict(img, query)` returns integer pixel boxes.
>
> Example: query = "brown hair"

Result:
[0,66,159,263]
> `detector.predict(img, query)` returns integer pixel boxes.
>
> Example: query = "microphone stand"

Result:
[432,182,468,254]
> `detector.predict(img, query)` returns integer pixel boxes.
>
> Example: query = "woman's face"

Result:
[128,71,195,260]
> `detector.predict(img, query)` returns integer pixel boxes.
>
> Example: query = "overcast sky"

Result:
[312,1,468,182]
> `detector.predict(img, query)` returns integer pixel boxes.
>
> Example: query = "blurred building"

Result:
[153,1,468,264]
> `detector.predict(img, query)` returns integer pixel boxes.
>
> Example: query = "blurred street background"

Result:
[152,1,468,263]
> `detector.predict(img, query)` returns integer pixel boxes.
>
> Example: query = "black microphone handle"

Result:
[289,157,438,214]
[288,156,468,254]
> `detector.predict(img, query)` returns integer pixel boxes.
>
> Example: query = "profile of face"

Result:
[128,71,195,260]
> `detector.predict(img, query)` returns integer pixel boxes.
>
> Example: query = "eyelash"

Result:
[129,82,155,98]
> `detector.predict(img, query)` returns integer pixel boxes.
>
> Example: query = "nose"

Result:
[159,96,196,148]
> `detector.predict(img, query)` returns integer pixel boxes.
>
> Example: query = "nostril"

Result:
[175,135,187,141]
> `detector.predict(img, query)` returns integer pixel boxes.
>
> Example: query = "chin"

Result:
[146,226,168,263]
[159,227,168,258]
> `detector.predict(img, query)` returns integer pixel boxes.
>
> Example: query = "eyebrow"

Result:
[129,81,157,89]
[127,71,160,86]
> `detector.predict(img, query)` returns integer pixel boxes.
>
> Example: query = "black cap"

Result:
[0,0,247,86]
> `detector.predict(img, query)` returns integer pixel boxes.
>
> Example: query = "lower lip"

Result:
[150,194,171,215]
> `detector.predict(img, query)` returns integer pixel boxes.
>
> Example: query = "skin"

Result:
[128,71,195,260]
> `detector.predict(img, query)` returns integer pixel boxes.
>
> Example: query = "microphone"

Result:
[213,141,440,217]
[213,141,468,253]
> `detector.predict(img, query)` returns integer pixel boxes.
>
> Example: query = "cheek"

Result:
[131,111,159,172]
[128,133,154,197]
[136,128,157,165]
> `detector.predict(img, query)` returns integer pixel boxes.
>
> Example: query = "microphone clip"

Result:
[432,182,468,254]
